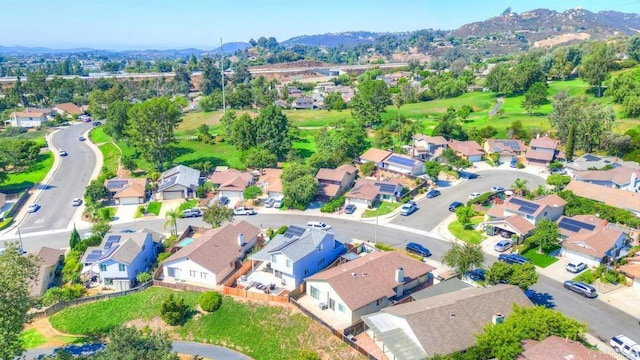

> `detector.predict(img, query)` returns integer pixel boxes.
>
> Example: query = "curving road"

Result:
[19,123,96,234]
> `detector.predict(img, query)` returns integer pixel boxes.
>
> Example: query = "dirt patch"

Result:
[24,318,83,348]
[533,32,590,48]
[124,316,174,333]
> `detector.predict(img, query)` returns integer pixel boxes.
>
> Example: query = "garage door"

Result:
[119,197,142,205]
[162,191,184,200]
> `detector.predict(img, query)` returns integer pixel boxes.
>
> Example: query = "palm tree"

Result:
[164,208,181,237]
[442,242,484,277]
[512,178,529,196]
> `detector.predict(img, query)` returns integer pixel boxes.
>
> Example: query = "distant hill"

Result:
[281,31,381,47]
[0,45,96,55]
[0,42,249,56]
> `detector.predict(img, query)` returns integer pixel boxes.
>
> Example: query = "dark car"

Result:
[344,204,356,214]
[448,201,464,212]
[405,242,431,257]
[459,171,478,179]
[218,196,230,206]
[466,268,486,281]
[564,280,597,298]
[498,253,531,265]
[92,121,101,127]
[78,136,86,141]
[426,189,441,198]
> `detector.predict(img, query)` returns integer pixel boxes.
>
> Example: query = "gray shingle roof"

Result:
[251,226,349,262]
[410,277,471,300]
[158,165,201,192]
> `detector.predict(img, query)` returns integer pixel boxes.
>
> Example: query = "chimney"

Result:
[492,313,505,324]
[395,267,404,283]
[237,233,245,246]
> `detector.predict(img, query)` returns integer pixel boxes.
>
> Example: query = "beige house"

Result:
[345,178,403,208]
[565,181,640,217]
[104,178,148,205]
[54,103,84,117]
[519,335,617,360]
[483,139,526,164]
[209,168,254,200]
[448,139,485,162]
[359,148,392,166]
[315,164,358,200]
[29,247,65,297]
[256,168,284,199]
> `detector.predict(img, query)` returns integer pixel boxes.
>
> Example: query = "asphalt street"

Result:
[18,123,96,234]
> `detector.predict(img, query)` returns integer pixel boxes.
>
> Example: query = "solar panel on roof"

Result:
[104,242,113,249]
[558,217,596,233]
[86,254,100,263]
[99,245,118,260]
[519,206,539,215]
[107,235,121,243]
[386,155,415,167]
[583,154,600,162]
[107,180,128,189]
[284,226,306,238]
[377,184,396,193]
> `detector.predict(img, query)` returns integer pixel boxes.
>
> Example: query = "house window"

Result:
[118,264,126,272]
[271,254,277,263]
[104,278,113,286]
[526,214,534,220]
[201,272,207,279]
[304,269,309,275]
[338,303,346,313]
[142,244,145,251]
[376,298,382,306]
[286,259,291,268]
[190,270,197,277]
[144,256,148,264]
[310,286,320,300]
[317,257,325,266]
[99,264,107,272]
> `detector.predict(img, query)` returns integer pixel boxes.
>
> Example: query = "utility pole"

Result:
[221,37,226,114]
[17,227,24,254]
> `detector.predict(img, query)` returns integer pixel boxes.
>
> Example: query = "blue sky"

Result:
[1,0,638,50]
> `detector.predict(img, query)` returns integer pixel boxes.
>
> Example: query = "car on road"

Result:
[27,203,41,213]
[491,186,506,192]
[425,189,440,198]
[273,198,283,209]
[344,204,356,214]
[498,253,531,265]
[263,198,275,208]
[448,201,464,212]
[218,196,230,206]
[564,280,597,298]
[78,136,86,141]
[469,192,481,200]
[494,240,512,252]
[400,201,417,216]
[59,149,68,157]
[92,121,101,127]
[182,208,202,218]
[566,261,587,273]
[79,115,91,122]
[234,207,256,215]
[610,335,640,359]
[307,221,332,230]
[466,268,486,281]
[405,242,431,257]
[71,198,82,206]
[459,171,478,179]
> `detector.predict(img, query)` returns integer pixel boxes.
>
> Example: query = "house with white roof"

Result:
[156,165,201,200]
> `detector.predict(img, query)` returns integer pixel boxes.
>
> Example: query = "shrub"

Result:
[98,207,112,221]
[198,291,222,312]
[163,235,177,248]
[160,294,189,326]
[360,162,376,176]
[196,186,206,198]
[275,226,288,235]
[375,243,395,252]
[41,284,85,306]
[320,196,345,213]
[136,272,152,284]
[577,269,595,284]
[157,252,171,264]
[517,162,525,169]
[0,217,13,230]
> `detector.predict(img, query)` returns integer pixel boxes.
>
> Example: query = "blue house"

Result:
[249,225,350,287]
[82,231,164,291]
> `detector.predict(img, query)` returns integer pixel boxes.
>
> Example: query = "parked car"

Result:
[400,201,417,216]
[218,196,230,206]
[459,171,478,179]
[92,121,101,126]
[426,189,441,198]
[510,158,519,168]
[494,240,512,252]
[491,186,506,192]
[344,204,356,214]
[264,198,275,208]
[79,115,91,122]
[273,198,283,209]
[550,167,567,175]
[466,268,486,281]
[405,242,431,257]
[498,253,531,265]
[564,280,597,298]
[59,149,68,157]
[182,208,202,218]
[78,136,86,141]
[448,201,464,212]
[307,221,332,230]
[610,335,640,359]
[566,261,587,273]
[71,198,82,207]
[469,192,481,200]
[27,203,41,213]
[500,230,513,238]
[234,207,256,215]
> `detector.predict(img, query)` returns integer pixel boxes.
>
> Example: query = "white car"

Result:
[71,198,82,206]
[234,207,256,215]
[566,261,587,273]
[491,186,506,192]
[27,203,41,213]
[307,221,332,230]
[469,192,481,200]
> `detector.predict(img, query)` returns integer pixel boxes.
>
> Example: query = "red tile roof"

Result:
[562,228,624,259]
[360,148,392,163]
[529,136,558,149]
[565,181,640,213]
[525,149,555,161]
[448,140,485,156]
[55,102,83,115]
[519,335,616,360]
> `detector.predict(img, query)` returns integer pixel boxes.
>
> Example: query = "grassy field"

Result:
[49,287,361,360]
[448,217,485,244]
[146,201,162,216]
[0,153,54,193]
[522,247,559,268]
[178,199,198,211]
[363,202,400,218]
[98,143,120,175]
[20,328,46,348]
[89,127,111,144]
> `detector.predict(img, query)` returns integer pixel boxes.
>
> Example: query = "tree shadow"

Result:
[180,156,228,170]
[525,289,555,308]
[295,148,314,159]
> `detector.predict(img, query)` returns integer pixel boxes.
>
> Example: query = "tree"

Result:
[424,161,442,181]
[104,100,131,141]
[199,56,222,95]
[546,174,571,189]
[442,242,484,277]
[531,219,559,253]
[512,178,529,196]
[323,92,346,111]
[164,208,181,237]
[84,179,109,203]
[550,48,574,81]
[579,42,615,97]
[96,326,178,360]
[486,261,538,290]
[244,147,278,169]
[455,206,474,228]
[69,225,81,250]
[0,242,38,360]
[199,93,222,112]
[121,155,137,172]
[565,123,575,162]
[91,220,111,238]
[202,203,234,228]
[254,105,291,160]
[198,291,222,312]
[350,79,391,126]
[628,35,640,63]
[243,185,263,200]
[521,82,548,114]
[282,162,318,208]
[127,97,182,171]
[160,294,189,326]
[231,113,256,150]
[220,110,236,139]
[432,108,466,141]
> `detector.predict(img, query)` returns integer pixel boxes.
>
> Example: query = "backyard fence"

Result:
[152,280,214,293]
[222,260,254,287]
[222,286,289,303]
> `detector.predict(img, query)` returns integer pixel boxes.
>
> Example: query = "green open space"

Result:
[363,202,401,218]
[98,142,120,175]
[20,328,47,349]
[0,153,54,193]
[521,246,560,268]
[89,127,111,144]
[146,201,162,216]
[178,199,199,211]
[448,217,485,244]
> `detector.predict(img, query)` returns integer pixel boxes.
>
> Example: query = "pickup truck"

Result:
[611,335,640,359]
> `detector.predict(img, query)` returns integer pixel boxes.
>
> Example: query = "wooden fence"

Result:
[222,260,254,287]
[152,280,215,293]
[223,286,289,303]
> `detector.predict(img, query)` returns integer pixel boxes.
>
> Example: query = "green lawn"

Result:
[522,247,559,268]
[178,199,198,211]
[146,201,162,216]
[89,126,111,144]
[363,201,400,218]
[98,143,120,175]
[0,153,54,193]
[49,287,359,360]
[448,217,485,244]
[20,328,46,349]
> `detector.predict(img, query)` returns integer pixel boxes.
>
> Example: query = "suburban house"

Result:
[256,168,284,199]
[448,139,485,162]
[104,177,148,205]
[156,165,201,200]
[565,181,640,217]
[334,85,355,103]
[249,225,350,287]
[345,178,403,208]
[572,165,640,191]
[304,251,435,327]
[81,231,164,291]
[382,153,425,176]
[359,148,392,167]
[209,168,254,200]
[519,335,617,360]
[411,135,448,161]
[525,136,563,167]
[29,247,65,297]
[160,221,261,286]
[565,154,640,172]
[361,285,533,359]
[315,164,358,200]
[483,139,526,165]
[410,277,471,301]
[5,110,47,128]
[287,86,303,98]
[483,194,566,241]
[558,215,628,267]
[291,97,314,110]
[619,255,640,289]
[313,81,335,93]
[53,103,83,118]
